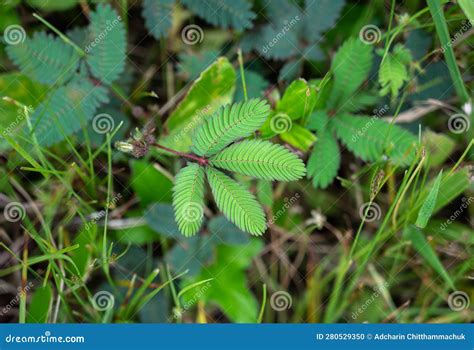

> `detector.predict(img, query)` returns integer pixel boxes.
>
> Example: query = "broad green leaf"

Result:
[423,131,456,167]
[166,235,215,277]
[192,240,263,322]
[206,167,266,235]
[26,284,53,323]
[178,50,220,82]
[280,124,317,152]
[256,180,273,208]
[113,224,159,245]
[86,4,126,84]
[415,170,442,229]
[276,79,317,120]
[70,224,97,278]
[172,164,206,236]
[403,225,455,289]
[145,203,182,238]
[27,0,78,11]
[459,0,474,22]
[130,160,173,207]
[208,216,250,245]
[159,57,236,152]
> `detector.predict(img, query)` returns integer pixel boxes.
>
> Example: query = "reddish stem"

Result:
[152,143,208,166]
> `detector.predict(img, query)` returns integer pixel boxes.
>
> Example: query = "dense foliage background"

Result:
[0,0,472,323]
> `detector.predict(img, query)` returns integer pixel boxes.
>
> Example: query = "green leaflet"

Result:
[276,79,317,121]
[142,0,173,39]
[209,140,306,181]
[415,170,443,229]
[307,128,340,189]
[303,0,346,42]
[328,37,373,108]
[379,54,409,98]
[180,0,256,31]
[6,31,80,86]
[191,98,270,157]
[30,78,109,146]
[172,163,206,237]
[332,114,417,166]
[206,167,266,236]
[86,4,126,84]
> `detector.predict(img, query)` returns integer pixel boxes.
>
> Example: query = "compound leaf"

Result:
[206,167,266,235]
[191,98,270,156]
[172,163,206,237]
[210,140,306,181]
[307,128,340,189]
[142,0,173,39]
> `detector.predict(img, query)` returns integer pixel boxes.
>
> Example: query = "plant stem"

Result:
[152,143,208,165]
[237,48,248,101]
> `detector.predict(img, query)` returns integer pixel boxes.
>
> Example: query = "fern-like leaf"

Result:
[206,167,266,235]
[210,140,306,181]
[86,4,126,84]
[180,0,256,31]
[6,31,80,85]
[328,37,373,108]
[332,114,417,165]
[307,128,340,188]
[191,98,270,156]
[172,163,206,236]
[303,0,346,42]
[379,54,409,98]
[30,78,109,146]
[142,0,173,39]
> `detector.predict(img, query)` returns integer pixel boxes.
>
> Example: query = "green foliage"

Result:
[142,0,173,39]
[207,167,266,235]
[172,163,206,237]
[180,0,256,31]
[191,98,270,156]
[159,57,236,153]
[328,37,373,108]
[86,4,126,85]
[415,170,442,229]
[31,78,109,146]
[459,0,474,22]
[26,284,53,323]
[6,31,80,85]
[210,140,306,181]
[307,128,340,189]
[303,0,346,42]
[277,79,317,120]
[332,114,417,165]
